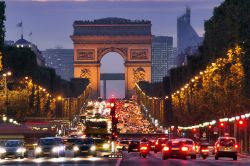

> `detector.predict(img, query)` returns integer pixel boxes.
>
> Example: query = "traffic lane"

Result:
[0,157,118,166]
[120,151,250,166]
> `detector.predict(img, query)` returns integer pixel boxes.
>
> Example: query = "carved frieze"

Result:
[97,47,128,58]
[130,49,148,60]
[77,49,95,60]
[80,68,91,79]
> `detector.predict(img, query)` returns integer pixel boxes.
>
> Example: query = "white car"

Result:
[162,138,196,160]
[214,137,238,160]
[0,140,26,159]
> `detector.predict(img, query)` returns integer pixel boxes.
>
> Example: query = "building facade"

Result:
[177,7,203,66]
[42,49,74,81]
[14,35,45,66]
[152,36,173,82]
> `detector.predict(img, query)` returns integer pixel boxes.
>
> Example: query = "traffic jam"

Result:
[0,98,240,163]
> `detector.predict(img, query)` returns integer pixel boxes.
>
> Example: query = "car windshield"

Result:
[120,141,129,144]
[94,139,106,144]
[76,139,93,145]
[131,141,139,145]
[220,139,235,146]
[159,139,167,144]
[170,140,193,146]
[39,139,57,146]
[184,140,194,145]
[5,141,21,147]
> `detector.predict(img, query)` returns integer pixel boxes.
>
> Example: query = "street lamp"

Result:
[2,71,12,115]
[9,118,13,123]
[2,116,7,122]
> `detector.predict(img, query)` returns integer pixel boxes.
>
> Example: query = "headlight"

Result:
[90,145,96,151]
[52,147,59,153]
[73,146,79,152]
[59,146,65,151]
[0,147,6,154]
[16,147,26,153]
[35,147,42,154]
[103,143,110,149]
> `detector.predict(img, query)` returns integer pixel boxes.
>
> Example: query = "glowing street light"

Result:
[9,118,13,123]
[2,116,7,122]
[57,96,62,101]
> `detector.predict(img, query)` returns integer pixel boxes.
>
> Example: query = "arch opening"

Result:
[100,52,125,99]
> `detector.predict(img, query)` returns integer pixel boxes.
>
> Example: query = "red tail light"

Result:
[181,146,188,151]
[140,147,147,150]
[235,144,238,148]
[201,149,209,152]
[162,146,169,151]
[216,144,220,148]
[155,142,158,145]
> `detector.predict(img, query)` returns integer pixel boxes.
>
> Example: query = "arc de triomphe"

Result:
[71,18,152,98]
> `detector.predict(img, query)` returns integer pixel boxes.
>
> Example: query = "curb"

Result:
[238,153,250,158]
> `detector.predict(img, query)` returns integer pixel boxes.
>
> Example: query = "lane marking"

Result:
[115,158,122,166]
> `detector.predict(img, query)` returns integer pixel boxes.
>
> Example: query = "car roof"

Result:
[171,138,194,142]
[5,140,22,142]
[40,137,55,140]
[218,137,236,140]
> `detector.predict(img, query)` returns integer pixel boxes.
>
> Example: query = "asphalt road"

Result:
[1,151,250,166]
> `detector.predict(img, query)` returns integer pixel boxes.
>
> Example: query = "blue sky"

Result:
[5,0,223,50]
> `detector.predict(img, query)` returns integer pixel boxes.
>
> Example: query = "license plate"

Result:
[172,148,179,150]
[224,148,231,151]
[81,150,88,153]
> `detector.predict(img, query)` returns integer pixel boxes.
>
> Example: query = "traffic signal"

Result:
[208,125,212,129]
[220,122,224,127]
[109,97,118,141]
[192,128,197,132]
[237,119,245,127]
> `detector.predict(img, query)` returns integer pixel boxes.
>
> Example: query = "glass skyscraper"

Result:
[177,7,203,66]
[152,36,173,82]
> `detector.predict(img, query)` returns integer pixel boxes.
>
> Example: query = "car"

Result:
[214,137,238,160]
[72,138,97,157]
[128,140,140,153]
[0,140,26,159]
[63,137,79,150]
[35,137,65,158]
[162,138,197,160]
[117,140,130,151]
[93,138,111,157]
[154,138,168,153]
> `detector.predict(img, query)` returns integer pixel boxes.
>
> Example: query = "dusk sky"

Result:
[4,0,224,98]
[5,0,223,49]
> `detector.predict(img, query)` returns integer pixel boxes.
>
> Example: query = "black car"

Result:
[154,138,168,153]
[72,138,97,157]
[35,137,65,158]
[128,140,140,153]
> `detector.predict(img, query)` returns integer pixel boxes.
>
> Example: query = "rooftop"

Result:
[74,17,151,25]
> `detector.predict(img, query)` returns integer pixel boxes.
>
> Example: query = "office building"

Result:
[152,36,173,82]
[42,48,73,81]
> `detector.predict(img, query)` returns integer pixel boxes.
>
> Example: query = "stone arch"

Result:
[71,17,152,98]
[97,47,128,62]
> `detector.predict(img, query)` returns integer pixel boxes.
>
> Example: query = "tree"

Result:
[0,1,6,48]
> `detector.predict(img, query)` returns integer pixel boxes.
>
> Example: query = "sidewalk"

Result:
[238,152,250,158]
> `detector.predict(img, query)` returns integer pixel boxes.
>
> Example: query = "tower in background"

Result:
[177,7,203,66]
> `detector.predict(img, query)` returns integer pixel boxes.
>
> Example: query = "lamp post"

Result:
[3,71,11,115]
